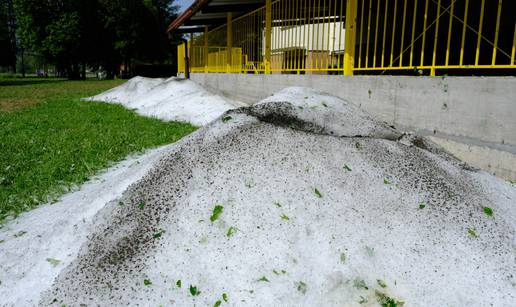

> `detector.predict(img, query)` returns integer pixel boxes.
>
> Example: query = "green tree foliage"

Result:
[11,0,178,79]
[0,0,16,70]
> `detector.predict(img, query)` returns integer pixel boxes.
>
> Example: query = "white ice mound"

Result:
[7,87,514,307]
[253,87,400,139]
[86,76,239,126]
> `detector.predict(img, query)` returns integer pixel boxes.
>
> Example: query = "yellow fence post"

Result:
[227,12,233,73]
[265,0,272,74]
[344,0,358,76]
[204,26,209,73]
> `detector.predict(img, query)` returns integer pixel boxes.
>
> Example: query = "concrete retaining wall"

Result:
[190,73,516,181]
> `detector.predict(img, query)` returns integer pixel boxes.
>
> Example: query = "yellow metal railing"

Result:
[178,0,515,76]
[355,0,516,75]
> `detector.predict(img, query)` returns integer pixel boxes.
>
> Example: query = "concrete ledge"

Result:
[191,73,516,180]
[429,136,516,181]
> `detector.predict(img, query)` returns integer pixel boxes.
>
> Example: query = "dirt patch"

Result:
[0,98,40,112]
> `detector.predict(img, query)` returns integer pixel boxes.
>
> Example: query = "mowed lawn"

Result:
[0,77,196,221]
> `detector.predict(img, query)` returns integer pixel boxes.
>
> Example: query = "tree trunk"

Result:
[81,63,86,80]
[7,0,16,75]
[21,49,25,78]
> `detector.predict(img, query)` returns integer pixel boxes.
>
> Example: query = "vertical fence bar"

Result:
[312,0,318,72]
[326,0,333,71]
[365,0,372,68]
[284,0,288,71]
[286,0,291,71]
[227,12,233,72]
[512,21,516,65]
[474,0,485,66]
[277,1,281,71]
[420,0,429,66]
[431,0,441,76]
[381,0,389,67]
[459,0,469,66]
[373,0,380,67]
[298,0,303,73]
[289,0,293,72]
[294,0,298,71]
[265,0,272,74]
[445,0,454,66]
[321,0,327,72]
[204,26,209,72]
[338,0,344,70]
[491,0,502,65]
[331,0,337,70]
[358,0,365,68]
[302,0,306,71]
[344,0,357,75]
[316,0,321,70]
[399,0,407,67]
[409,0,418,67]
[390,0,398,66]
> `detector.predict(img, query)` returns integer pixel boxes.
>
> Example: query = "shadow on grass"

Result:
[0,78,67,87]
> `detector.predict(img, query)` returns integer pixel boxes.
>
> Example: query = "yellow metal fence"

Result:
[178,0,516,76]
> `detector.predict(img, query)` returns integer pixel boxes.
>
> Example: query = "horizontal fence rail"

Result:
[177,0,516,76]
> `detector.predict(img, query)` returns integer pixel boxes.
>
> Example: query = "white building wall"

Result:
[270,22,346,53]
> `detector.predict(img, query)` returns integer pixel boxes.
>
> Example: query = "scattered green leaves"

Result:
[221,115,232,123]
[245,181,254,188]
[189,285,200,296]
[199,235,209,244]
[418,202,426,209]
[340,252,347,264]
[214,300,222,307]
[375,290,405,307]
[274,202,282,208]
[296,281,307,294]
[176,280,182,288]
[227,226,236,237]
[118,201,124,207]
[280,214,290,221]
[313,188,323,198]
[153,230,164,239]
[143,279,152,286]
[343,164,352,172]
[468,228,478,238]
[258,276,270,282]
[353,278,369,290]
[273,269,287,275]
[383,178,391,185]
[365,246,375,257]
[210,205,224,222]
[46,258,61,266]
[483,207,493,216]
[222,293,228,302]
[138,202,145,210]
[377,279,387,288]
[14,230,27,237]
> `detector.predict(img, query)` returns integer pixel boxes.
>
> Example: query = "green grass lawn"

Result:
[0,77,197,221]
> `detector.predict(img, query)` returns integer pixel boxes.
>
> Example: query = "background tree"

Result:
[11,0,178,79]
[0,0,17,72]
